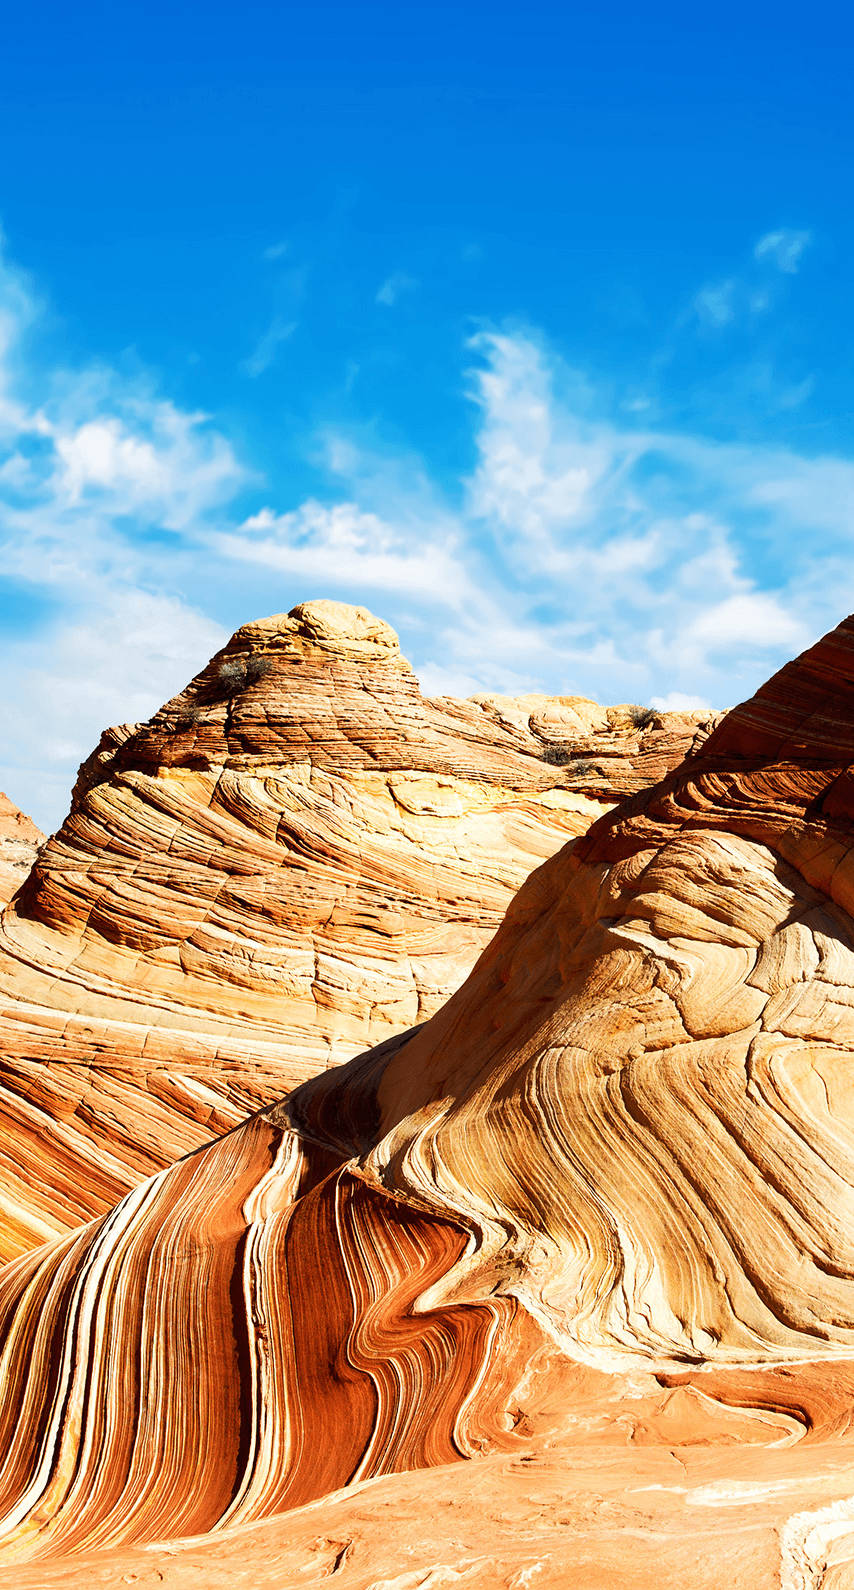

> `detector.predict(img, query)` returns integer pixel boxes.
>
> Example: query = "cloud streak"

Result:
[754,228,813,274]
[376,272,417,307]
[220,327,845,713]
[241,316,297,377]
[692,227,813,329]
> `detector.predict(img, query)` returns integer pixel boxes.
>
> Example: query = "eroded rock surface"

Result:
[0,600,709,1259]
[7,1374,854,1590]
[0,794,42,905]
[0,617,853,1584]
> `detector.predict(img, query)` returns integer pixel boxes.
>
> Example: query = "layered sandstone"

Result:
[0,794,42,905]
[0,600,709,1259]
[0,618,853,1584]
[7,1366,854,1589]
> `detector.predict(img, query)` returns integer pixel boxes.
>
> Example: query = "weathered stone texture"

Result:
[1,617,854,1587]
[0,601,709,1256]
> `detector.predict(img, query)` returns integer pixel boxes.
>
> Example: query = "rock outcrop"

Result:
[7,1365,854,1589]
[0,795,42,905]
[0,616,853,1584]
[0,601,710,1260]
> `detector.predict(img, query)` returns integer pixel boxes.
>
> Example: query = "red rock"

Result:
[0,616,851,1584]
[0,601,708,1259]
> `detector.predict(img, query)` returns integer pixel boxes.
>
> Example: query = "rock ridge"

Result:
[0,601,712,1260]
[0,616,852,1579]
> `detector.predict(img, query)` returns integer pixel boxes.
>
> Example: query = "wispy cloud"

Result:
[219,327,850,713]
[262,240,290,262]
[375,272,417,307]
[754,228,812,274]
[0,231,850,832]
[217,502,472,606]
[650,690,713,712]
[692,280,737,327]
[0,240,240,827]
[240,315,297,378]
[692,227,813,330]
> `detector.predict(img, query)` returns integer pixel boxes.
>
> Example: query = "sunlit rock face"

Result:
[2,619,854,1582]
[0,600,709,1260]
[0,794,42,905]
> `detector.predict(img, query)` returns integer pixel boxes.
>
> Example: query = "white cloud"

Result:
[674,592,807,670]
[0,226,851,835]
[0,591,225,833]
[50,406,241,529]
[415,661,491,698]
[465,331,636,564]
[376,272,417,307]
[693,280,737,327]
[420,332,846,703]
[754,228,812,274]
[650,691,714,712]
[218,500,474,607]
[0,236,248,828]
[241,316,297,378]
[262,240,290,262]
[689,228,812,334]
[55,417,163,498]
[214,327,833,719]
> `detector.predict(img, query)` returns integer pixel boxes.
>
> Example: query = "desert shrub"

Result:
[625,705,657,729]
[540,747,601,779]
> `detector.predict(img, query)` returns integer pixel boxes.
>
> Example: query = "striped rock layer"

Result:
[0,795,42,907]
[0,600,710,1260]
[1,617,854,1581]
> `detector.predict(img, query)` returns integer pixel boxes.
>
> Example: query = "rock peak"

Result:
[0,595,711,1265]
[229,600,402,661]
[289,599,401,651]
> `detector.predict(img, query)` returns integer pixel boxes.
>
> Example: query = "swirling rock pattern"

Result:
[0,1112,544,1562]
[9,1361,854,1589]
[0,600,710,1260]
[2,617,854,1583]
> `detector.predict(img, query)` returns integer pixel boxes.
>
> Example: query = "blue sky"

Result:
[0,0,853,829]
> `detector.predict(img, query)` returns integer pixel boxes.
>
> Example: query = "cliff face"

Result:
[0,618,853,1584]
[0,600,710,1259]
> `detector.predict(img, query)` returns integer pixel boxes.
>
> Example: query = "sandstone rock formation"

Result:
[0,616,853,1585]
[6,1368,854,1589]
[0,794,42,905]
[0,600,709,1260]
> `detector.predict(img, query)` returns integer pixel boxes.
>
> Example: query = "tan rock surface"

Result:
[7,1378,854,1589]
[0,793,43,905]
[0,601,709,1260]
[0,618,853,1583]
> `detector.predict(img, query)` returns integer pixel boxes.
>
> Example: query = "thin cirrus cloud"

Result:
[221,327,838,710]
[216,502,473,608]
[240,315,298,378]
[692,279,738,328]
[0,230,852,830]
[375,272,418,307]
[692,226,813,328]
[753,228,813,273]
